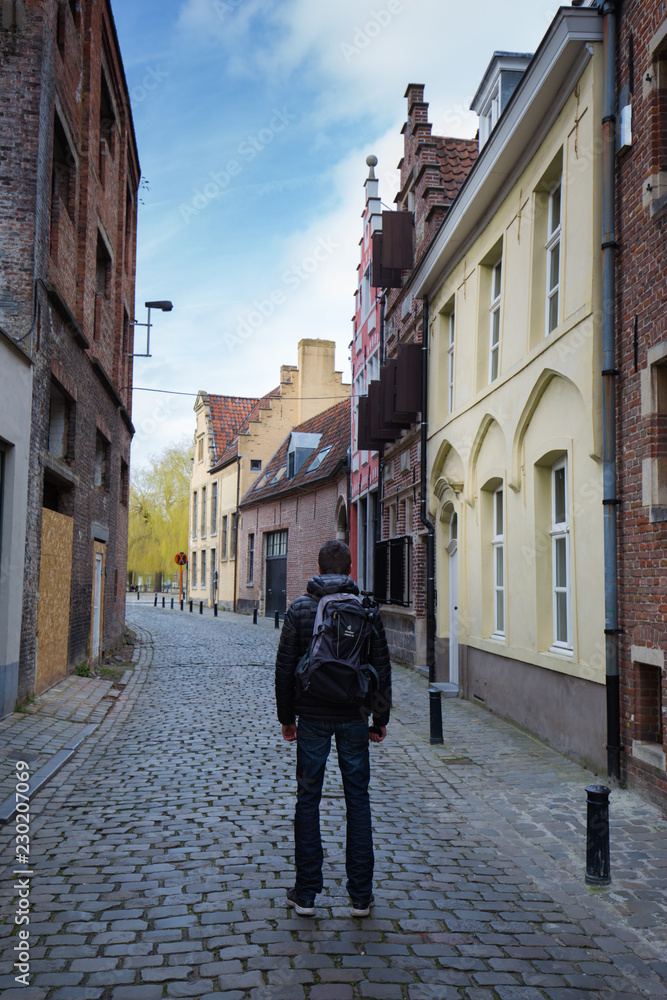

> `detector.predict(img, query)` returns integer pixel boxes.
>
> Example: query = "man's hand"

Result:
[369,725,386,743]
[282,723,297,742]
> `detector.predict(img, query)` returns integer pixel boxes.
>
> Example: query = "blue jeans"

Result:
[294,716,374,903]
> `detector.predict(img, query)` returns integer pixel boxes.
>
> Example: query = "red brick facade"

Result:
[0,1,139,695]
[616,0,667,803]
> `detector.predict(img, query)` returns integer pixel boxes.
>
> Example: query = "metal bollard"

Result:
[214,603,218,617]
[137,590,140,600]
[154,594,157,607]
[585,785,611,885]
[162,596,165,608]
[180,599,184,611]
[274,610,280,629]
[253,608,258,625]
[199,601,203,615]
[429,688,444,745]
[171,598,174,610]
[189,600,193,613]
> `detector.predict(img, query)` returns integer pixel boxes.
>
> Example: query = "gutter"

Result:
[600,0,621,781]
[419,297,442,744]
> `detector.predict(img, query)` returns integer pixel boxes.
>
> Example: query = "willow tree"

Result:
[128,440,192,587]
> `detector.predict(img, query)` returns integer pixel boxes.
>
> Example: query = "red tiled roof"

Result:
[208,395,260,466]
[210,387,281,470]
[240,398,350,507]
[434,136,479,207]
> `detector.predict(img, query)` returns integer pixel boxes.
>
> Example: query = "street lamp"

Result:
[131,300,173,358]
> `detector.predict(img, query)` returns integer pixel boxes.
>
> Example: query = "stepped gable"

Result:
[435,136,479,206]
[241,398,351,505]
[210,387,281,469]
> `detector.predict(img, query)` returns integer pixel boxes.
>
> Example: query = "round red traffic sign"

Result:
[174,552,188,566]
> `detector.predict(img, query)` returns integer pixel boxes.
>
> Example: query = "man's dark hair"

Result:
[318,540,352,576]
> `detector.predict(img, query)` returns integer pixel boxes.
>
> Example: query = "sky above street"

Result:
[111,0,565,472]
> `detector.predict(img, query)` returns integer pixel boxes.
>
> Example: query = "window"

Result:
[550,458,572,652]
[221,514,227,558]
[94,432,109,489]
[447,309,455,414]
[492,486,505,638]
[120,459,129,506]
[642,349,667,520]
[266,529,288,557]
[48,382,71,459]
[489,259,502,382]
[197,436,204,462]
[247,533,255,584]
[99,72,116,183]
[231,512,238,558]
[211,549,217,594]
[545,182,561,334]
[250,459,262,472]
[201,485,206,538]
[95,232,111,298]
[201,548,206,589]
[211,482,217,534]
[192,492,198,539]
[192,550,197,588]
[52,115,75,226]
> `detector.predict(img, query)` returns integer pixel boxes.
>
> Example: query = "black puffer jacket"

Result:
[275,574,392,726]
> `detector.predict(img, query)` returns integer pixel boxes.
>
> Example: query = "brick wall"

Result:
[0,1,138,696]
[616,0,667,804]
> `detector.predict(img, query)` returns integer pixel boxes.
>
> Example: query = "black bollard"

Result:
[214,603,218,617]
[189,600,193,613]
[429,688,444,745]
[180,599,184,611]
[171,598,174,609]
[154,594,157,607]
[137,590,140,601]
[199,601,203,615]
[162,596,165,608]
[585,785,611,885]
[274,610,280,629]
[253,608,258,625]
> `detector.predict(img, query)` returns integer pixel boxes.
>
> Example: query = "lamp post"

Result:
[131,300,173,358]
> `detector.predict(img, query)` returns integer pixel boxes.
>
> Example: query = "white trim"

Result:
[447,310,455,413]
[491,485,505,639]
[550,457,572,651]
[545,181,562,334]
[488,260,502,383]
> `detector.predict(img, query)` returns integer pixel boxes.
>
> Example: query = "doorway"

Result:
[265,529,287,617]
[90,542,106,663]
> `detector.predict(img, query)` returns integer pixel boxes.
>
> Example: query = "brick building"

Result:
[356,88,477,669]
[616,0,667,801]
[237,399,350,617]
[0,0,139,704]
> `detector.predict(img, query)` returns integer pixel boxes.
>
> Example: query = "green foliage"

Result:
[128,439,192,581]
[74,663,90,677]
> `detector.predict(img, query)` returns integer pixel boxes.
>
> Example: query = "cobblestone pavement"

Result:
[0,601,665,1000]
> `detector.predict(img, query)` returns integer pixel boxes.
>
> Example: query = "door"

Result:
[265,529,287,617]
[90,541,106,663]
[447,519,459,686]
[35,508,73,694]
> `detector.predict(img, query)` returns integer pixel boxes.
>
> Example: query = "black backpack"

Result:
[295,593,379,706]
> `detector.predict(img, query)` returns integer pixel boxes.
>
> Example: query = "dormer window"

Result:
[286,431,321,479]
[471,52,532,151]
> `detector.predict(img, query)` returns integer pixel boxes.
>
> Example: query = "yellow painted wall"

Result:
[428,52,606,688]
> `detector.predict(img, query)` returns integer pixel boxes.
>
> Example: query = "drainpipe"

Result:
[419,296,442,743]
[232,453,241,613]
[600,0,621,781]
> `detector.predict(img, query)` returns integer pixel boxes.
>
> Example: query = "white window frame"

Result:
[192,491,197,540]
[489,259,502,383]
[545,181,562,335]
[192,550,197,588]
[210,482,217,535]
[447,310,455,414]
[491,485,505,639]
[201,547,206,589]
[201,485,206,539]
[549,457,572,654]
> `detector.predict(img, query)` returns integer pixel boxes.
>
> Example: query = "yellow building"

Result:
[188,339,350,609]
[415,8,607,766]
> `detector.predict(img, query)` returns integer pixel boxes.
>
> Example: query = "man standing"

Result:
[275,540,391,917]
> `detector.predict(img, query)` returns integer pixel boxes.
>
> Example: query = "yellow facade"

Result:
[188,339,350,608]
[423,42,608,765]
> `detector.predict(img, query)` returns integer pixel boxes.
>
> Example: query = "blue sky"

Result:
[111,0,564,472]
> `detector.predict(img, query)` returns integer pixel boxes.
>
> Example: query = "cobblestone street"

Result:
[1,601,666,1000]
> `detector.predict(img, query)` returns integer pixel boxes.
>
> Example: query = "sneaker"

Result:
[286,888,315,916]
[350,895,375,917]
